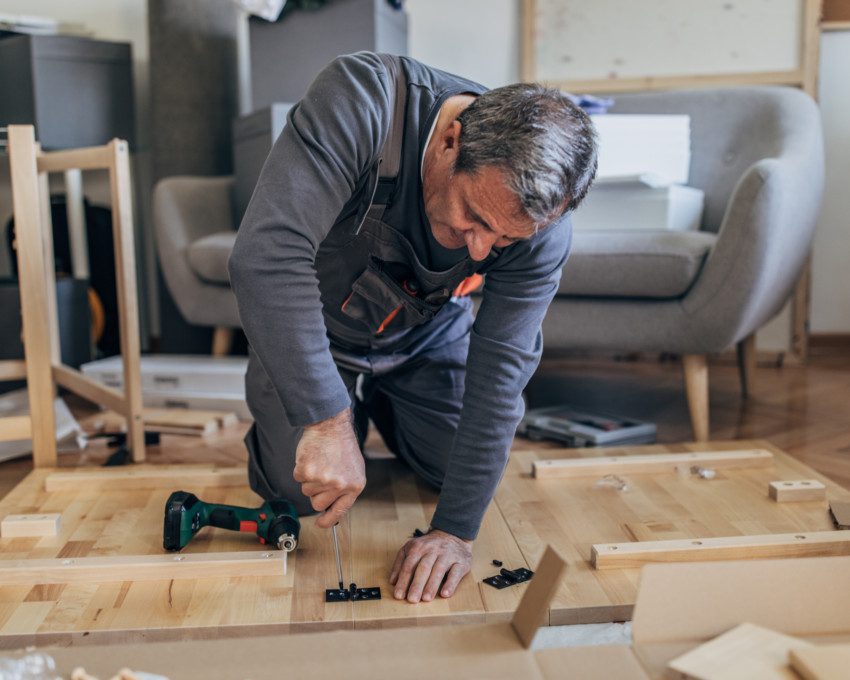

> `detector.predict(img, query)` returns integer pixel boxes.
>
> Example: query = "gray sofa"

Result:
[153,86,824,437]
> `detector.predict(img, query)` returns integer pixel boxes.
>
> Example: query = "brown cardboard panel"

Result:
[790,644,850,680]
[632,556,850,645]
[535,644,650,679]
[511,545,567,647]
[7,625,545,680]
[666,622,811,679]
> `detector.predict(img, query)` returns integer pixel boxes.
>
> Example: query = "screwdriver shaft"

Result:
[332,523,344,590]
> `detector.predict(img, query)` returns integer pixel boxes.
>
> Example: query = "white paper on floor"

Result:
[531,621,633,650]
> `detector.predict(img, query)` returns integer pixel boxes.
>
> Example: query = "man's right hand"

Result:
[293,408,366,528]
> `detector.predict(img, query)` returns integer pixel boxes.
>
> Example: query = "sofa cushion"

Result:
[187,231,238,284]
[559,230,717,299]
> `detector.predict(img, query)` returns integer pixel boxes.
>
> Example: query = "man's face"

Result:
[422,121,535,262]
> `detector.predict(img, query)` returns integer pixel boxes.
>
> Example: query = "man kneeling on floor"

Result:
[228,51,598,603]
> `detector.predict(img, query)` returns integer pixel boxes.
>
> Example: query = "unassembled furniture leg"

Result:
[7,126,57,466]
[736,333,757,399]
[682,354,709,442]
[212,326,233,356]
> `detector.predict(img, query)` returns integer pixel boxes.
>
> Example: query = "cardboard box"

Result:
[573,177,705,232]
[630,556,850,677]
[81,355,247,395]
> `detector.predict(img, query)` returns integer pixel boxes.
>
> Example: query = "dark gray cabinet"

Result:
[0,34,135,150]
[249,0,407,109]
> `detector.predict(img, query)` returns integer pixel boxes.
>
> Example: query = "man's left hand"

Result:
[389,529,472,603]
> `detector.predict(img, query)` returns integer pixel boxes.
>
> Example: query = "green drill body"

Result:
[163,491,300,552]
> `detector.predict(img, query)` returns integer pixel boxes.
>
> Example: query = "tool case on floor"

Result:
[517,404,656,447]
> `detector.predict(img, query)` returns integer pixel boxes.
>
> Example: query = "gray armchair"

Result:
[543,86,824,440]
[153,175,240,354]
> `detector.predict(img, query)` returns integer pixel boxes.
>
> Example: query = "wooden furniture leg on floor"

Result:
[212,326,233,357]
[736,333,757,399]
[5,125,145,465]
[682,354,709,442]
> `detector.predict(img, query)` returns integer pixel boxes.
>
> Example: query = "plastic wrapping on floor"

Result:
[532,621,633,650]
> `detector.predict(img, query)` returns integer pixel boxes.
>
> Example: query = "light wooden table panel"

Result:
[0,440,847,644]
[498,440,850,625]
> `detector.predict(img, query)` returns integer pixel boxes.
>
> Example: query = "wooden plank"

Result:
[1,513,61,538]
[107,139,145,463]
[36,144,112,173]
[768,480,826,502]
[592,531,850,570]
[499,441,850,625]
[511,545,566,648]
[532,449,773,479]
[668,622,811,680]
[0,416,32,442]
[44,465,246,492]
[36,149,61,366]
[93,408,238,436]
[8,125,57,468]
[790,645,850,680]
[0,551,286,585]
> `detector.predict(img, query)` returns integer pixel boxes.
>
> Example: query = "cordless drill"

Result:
[163,490,300,552]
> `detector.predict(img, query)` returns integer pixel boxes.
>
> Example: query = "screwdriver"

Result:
[332,523,345,591]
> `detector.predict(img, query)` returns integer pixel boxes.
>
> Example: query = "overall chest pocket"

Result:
[341,260,445,336]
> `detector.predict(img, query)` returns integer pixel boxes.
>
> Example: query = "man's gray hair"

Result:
[455,83,598,226]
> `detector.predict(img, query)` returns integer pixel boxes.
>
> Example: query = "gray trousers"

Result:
[244,299,474,516]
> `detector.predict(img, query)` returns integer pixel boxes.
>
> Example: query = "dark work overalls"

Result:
[244,55,498,515]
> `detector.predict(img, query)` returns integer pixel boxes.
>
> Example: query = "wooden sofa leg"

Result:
[736,333,757,399]
[212,327,233,357]
[682,354,709,442]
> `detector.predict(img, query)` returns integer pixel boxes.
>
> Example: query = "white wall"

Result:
[813,31,850,333]
[406,0,520,87]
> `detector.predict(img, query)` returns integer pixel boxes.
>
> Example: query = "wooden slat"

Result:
[790,645,850,680]
[592,531,850,570]
[107,138,146,462]
[36,151,61,366]
[540,69,807,95]
[44,465,246,492]
[0,415,32,442]
[8,125,57,468]
[36,144,112,173]
[0,360,27,381]
[532,449,773,479]
[0,550,286,585]
[53,364,126,413]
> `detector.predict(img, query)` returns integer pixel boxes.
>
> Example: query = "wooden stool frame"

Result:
[0,125,144,465]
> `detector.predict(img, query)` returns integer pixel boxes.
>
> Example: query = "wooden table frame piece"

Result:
[592,531,850,569]
[4,125,144,465]
[532,448,773,479]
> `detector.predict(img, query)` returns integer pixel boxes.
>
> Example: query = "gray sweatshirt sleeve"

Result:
[430,216,572,540]
[228,53,390,426]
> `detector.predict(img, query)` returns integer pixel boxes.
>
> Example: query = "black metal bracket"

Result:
[483,567,534,589]
[325,583,382,602]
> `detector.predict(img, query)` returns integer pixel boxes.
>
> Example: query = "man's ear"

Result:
[442,120,462,151]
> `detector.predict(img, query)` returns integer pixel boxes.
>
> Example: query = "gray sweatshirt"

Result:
[229,52,571,540]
